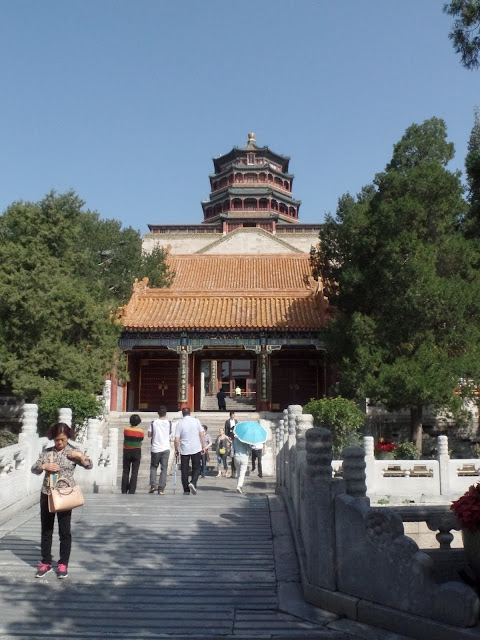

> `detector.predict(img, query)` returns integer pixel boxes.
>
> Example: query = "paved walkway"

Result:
[0,476,411,639]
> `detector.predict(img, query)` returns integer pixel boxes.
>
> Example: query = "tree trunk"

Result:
[410,406,423,452]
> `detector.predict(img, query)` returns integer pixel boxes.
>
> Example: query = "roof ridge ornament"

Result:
[247,132,256,147]
[133,277,149,295]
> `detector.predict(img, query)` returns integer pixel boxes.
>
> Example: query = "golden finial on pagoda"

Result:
[247,132,256,147]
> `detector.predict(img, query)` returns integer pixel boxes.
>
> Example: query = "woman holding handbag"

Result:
[31,422,92,579]
[215,427,231,477]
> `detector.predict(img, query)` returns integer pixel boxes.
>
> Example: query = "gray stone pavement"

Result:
[0,474,413,639]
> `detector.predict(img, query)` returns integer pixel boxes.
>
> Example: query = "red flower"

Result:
[375,437,397,452]
[451,484,480,531]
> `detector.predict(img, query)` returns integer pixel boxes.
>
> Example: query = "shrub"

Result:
[38,389,102,439]
[393,442,421,460]
[302,396,365,456]
[0,428,18,448]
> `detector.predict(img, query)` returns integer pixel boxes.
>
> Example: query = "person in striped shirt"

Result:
[121,414,144,494]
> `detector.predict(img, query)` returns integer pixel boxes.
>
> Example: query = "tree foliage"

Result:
[303,396,365,456]
[464,108,480,237]
[0,191,172,401]
[311,117,480,449]
[444,1,480,70]
[38,389,102,438]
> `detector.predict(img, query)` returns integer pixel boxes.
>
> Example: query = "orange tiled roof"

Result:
[165,254,315,291]
[120,254,328,331]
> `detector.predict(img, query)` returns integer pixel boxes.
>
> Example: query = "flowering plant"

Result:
[451,483,480,531]
[375,437,397,453]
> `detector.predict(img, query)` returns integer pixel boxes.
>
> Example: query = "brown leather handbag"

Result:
[48,478,84,513]
[47,451,85,513]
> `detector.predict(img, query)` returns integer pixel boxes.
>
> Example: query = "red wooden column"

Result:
[110,375,118,412]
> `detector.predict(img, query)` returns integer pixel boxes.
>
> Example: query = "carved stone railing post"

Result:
[294,413,313,529]
[277,418,286,487]
[18,403,40,494]
[363,436,375,495]
[303,427,340,590]
[286,405,302,492]
[87,418,100,442]
[343,446,367,500]
[102,379,111,416]
[108,427,119,491]
[437,435,450,496]
[58,407,72,427]
[20,404,38,435]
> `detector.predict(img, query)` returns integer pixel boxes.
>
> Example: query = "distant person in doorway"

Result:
[225,411,238,478]
[200,425,213,478]
[174,408,205,495]
[148,406,171,494]
[251,442,266,478]
[217,388,227,411]
[233,434,251,494]
[121,414,144,494]
[235,385,242,396]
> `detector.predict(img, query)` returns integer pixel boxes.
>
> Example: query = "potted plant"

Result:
[375,437,397,460]
[451,484,480,581]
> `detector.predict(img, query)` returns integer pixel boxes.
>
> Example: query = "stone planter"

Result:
[462,528,480,582]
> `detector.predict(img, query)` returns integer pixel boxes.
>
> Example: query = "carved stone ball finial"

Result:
[87,418,100,442]
[306,427,332,479]
[288,405,302,436]
[58,408,72,428]
[343,446,367,498]
[437,435,449,457]
[21,403,38,434]
[364,436,375,457]
[296,414,313,451]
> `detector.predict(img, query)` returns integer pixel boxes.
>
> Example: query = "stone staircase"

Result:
[201,394,256,411]
[108,410,275,485]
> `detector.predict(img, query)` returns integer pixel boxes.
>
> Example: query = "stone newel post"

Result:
[304,427,340,590]
[437,434,450,496]
[343,446,367,499]
[277,414,287,487]
[19,403,40,493]
[363,436,375,495]
[286,405,302,492]
[58,408,72,427]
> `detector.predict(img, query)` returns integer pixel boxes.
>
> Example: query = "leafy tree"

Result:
[303,396,365,456]
[463,108,480,237]
[444,1,480,70]
[0,191,171,401]
[38,390,102,439]
[312,117,480,450]
[76,212,172,304]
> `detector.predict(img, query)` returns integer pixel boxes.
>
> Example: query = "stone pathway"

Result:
[0,475,412,639]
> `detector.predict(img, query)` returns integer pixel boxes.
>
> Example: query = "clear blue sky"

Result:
[0,1,478,231]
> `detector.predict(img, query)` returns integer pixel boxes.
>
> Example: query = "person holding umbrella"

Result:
[233,421,267,494]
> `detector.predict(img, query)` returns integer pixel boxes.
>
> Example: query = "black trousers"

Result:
[122,449,141,494]
[40,492,72,565]
[180,452,202,491]
[252,449,263,477]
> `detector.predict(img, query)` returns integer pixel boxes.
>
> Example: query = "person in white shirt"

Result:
[251,442,266,478]
[174,408,205,495]
[148,406,172,495]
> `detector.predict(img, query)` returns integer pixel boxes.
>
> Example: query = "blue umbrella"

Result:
[234,421,267,445]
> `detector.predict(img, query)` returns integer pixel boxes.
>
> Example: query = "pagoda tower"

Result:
[201,133,302,234]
